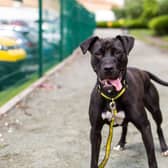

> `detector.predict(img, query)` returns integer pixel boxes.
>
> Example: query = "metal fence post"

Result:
[38,0,43,77]
[60,0,64,61]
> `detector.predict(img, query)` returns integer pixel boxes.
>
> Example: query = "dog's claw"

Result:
[113,145,124,151]
[162,150,168,157]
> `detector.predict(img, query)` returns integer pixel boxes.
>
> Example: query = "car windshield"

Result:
[23,31,38,43]
[0,30,22,40]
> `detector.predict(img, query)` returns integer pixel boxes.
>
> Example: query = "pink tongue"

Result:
[109,78,122,91]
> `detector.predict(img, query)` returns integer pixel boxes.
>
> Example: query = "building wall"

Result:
[0,0,59,10]
[77,0,120,12]
[0,0,38,7]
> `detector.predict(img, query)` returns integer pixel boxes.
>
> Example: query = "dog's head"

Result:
[80,35,134,91]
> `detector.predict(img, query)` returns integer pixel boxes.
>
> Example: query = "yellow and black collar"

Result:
[98,80,127,101]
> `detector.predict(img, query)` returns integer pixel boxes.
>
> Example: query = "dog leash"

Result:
[98,88,126,168]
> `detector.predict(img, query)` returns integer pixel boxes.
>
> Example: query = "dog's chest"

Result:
[101,103,126,125]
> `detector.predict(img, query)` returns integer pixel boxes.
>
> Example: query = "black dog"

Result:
[80,35,168,168]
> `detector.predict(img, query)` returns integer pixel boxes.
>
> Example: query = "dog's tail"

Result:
[145,71,168,86]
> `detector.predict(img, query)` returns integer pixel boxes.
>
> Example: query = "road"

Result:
[0,29,168,168]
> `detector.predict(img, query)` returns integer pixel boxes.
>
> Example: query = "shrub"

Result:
[96,20,125,28]
[96,19,148,29]
[110,20,125,28]
[125,19,147,29]
[149,15,168,35]
[96,21,107,28]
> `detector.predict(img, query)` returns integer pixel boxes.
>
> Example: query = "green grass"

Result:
[130,29,154,40]
[0,75,38,107]
[130,29,168,49]
[162,36,168,42]
[0,59,60,107]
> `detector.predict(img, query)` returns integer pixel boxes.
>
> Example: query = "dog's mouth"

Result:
[99,77,122,91]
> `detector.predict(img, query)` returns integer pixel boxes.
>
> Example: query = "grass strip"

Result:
[130,29,168,49]
[0,75,38,107]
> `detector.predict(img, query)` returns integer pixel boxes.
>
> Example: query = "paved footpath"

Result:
[0,29,168,168]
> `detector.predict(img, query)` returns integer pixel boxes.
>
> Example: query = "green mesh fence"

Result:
[60,0,96,57]
[0,0,95,106]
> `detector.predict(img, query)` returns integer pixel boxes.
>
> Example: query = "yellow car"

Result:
[0,37,26,62]
[0,36,27,89]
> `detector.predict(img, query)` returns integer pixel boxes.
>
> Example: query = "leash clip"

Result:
[109,99,116,111]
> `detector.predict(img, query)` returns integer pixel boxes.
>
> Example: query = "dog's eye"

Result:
[115,50,122,55]
[94,52,103,59]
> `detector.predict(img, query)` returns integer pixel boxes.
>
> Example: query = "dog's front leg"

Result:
[89,88,104,168]
[90,125,103,168]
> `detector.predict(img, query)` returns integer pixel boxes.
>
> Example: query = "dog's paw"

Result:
[162,150,168,157]
[113,145,124,151]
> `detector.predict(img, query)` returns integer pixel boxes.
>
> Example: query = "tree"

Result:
[112,8,126,20]
[112,0,143,20]
[158,0,168,16]
[141,0,159,19]
[125,0,144,19]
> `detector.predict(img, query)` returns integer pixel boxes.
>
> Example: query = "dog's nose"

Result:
[104,65,114,72]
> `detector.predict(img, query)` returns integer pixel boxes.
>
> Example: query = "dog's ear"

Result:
[116,35,134,55]
[80,36,99,54]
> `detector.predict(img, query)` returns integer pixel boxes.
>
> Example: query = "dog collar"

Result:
[98,80,127,101]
